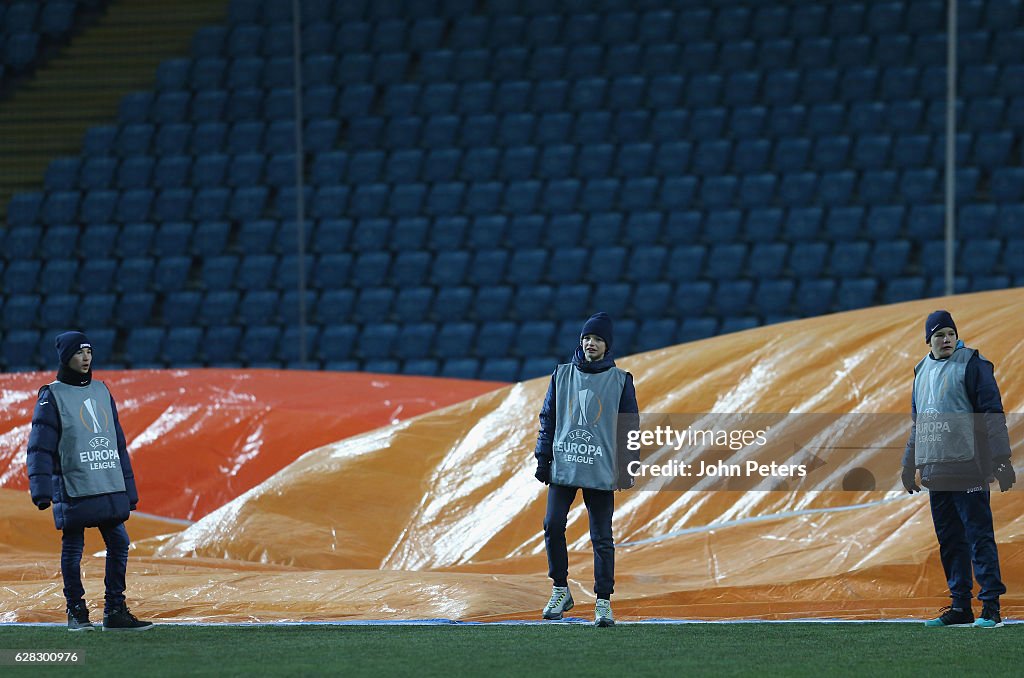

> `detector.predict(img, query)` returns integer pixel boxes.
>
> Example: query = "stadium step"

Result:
[0,0,226,219]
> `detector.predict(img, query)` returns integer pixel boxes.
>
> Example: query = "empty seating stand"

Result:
[3,0,1020,375]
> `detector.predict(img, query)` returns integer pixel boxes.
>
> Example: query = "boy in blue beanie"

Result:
[534,312,639,627]
[903,311,1015,628]
[26,331,153,631]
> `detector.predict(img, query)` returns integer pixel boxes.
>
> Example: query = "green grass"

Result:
[0,623,1019,677]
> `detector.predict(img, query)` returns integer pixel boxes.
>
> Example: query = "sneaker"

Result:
[924,605,975,627]
[974,603,1004,628]
[102,605,154,632]
[542,586,574,620]
[67,601,94,632]
[594,598,615,628]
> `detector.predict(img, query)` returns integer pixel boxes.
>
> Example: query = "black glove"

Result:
[994,460,1016,492]
[534,463,551,485]
[130,503,137,511]
[36,500,50,510]
[901,467,920,494]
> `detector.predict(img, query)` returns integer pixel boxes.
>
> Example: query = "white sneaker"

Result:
[542,586,574,620]
[594,598,614,627]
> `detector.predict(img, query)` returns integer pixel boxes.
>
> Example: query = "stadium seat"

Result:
[753,279,795,317]
[870,240,912,279]
[789,241,829,278]
[115,292,155,328]
[714,280,754,317]
[668,279,712,317]
[794,279,836,316]
[123,327,166,367]
[748,243,789,279]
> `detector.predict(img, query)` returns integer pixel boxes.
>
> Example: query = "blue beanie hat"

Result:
[925,310,957,344]
[55,331,91,365]
[580,312,613,350]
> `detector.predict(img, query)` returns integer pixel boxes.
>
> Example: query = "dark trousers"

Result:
[544,484,615,599]
[61,522,130,612]
[929,489,1006,607]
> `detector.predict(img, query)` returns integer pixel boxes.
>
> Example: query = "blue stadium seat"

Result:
[150,188,189,223]
[549,283,590,319]
[393,323,436,361]
[789,241,828,278]
[238,325,282,365]
[870,240,912,279]
[434,323,477,360]
[162,291,202,327]
[732,139,772,173]
[348,151,387,186]
[671,280,712,316]
[629,281,672,319]
[197,291,240,327]
[351,287,393,324]
[737,174,776,208]
[152,255,192,292]
[677,317,718,343]
[191,187,230,221]
[197,251,237,288]
[45,157,80,191]
[818,171,856,206]
[514,320,556,357]
[231,253,275,290]
[960,239,1002,276]
[79,189,117,225]
[631,317,676,353]
[824,206,865,241]
[864,205,905,240]
[714,280,754,317]
[77,292,116,329]
[3,293,40,329]
[3,330,43,371]
[969,274,1010,292]
[153,155,190,189]
[858,170,898,204]
[748,242,788,279]
[76,258,117,294]
[704,244,746,280]
[163,326,204,366]
[312,287,355,325]
[115,292,155,328]
[698,176,737,210]
[122,327,166,368]
[995,204,1024,240]
[794,279,836,316]
[906,204,944,241]
[829,241,871,278]
[991,168,1024,203]
[39,225,77,258]
[591,282,631,319]
[38,259,76,295]
[38,1,72,37]
[196,325,238,364]
[753,279,795,316]
[6,191,43,227]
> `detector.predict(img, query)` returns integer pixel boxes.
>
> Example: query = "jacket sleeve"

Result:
[110,394,139,506]
[965,353,1011,462]
[26,386,58,505]
[902,388,917,469]
[534,372,557,467]
[616,373,640,489]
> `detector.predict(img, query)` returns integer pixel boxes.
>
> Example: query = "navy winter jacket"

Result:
[535,347,640,488]
[903,346,1012,490]
[26,383,139,531]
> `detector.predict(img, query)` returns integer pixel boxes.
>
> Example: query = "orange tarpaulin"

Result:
[0,369,502,520]
[1,290,1023,623]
